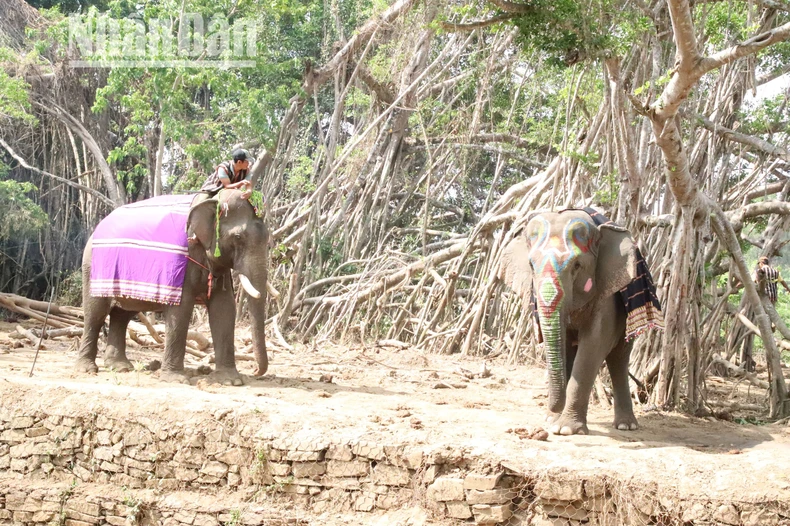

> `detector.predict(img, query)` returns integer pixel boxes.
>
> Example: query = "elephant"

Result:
[499,208,659,435]
[75,190,269,386]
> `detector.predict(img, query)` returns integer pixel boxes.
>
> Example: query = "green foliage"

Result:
[53,0,347,196]
[0,68,35,123]
[58,270,83,307]
[285,155,316,197]
[697,1,751,49]
[507,0,617,66]
[633,70,672,97]
[249,190,265,218]
[317,235,343,274]
[27,0,109,13]
[739,93,790,136]
[0,176,49,242]
[593,170,619,207]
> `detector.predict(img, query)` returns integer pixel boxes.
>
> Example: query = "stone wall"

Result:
[0,408,787,525]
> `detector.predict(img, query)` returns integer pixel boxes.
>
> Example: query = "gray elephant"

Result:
[75,190,269,386]
[499,208,662,435]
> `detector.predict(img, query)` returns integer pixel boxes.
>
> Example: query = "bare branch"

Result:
[698,22,790,74]
[667,0,701,67]
[303,0,417,95]
[692,112,790,162]
[406,132,542,150]
[744,181,788,202]
[441,14,515,31]
[487,0,533,14]
[727,201,790,231]
[35,101,126,206]
[0,136,116,208]
[753,0,790,13]
[757,63,790,85]
[356,64,396,104]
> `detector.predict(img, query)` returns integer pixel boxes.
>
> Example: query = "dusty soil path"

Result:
[1,320,789,512]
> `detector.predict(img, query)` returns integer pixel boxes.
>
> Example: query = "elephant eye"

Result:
[573,261,582,271]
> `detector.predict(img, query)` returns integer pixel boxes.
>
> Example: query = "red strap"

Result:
[186,256,213,300]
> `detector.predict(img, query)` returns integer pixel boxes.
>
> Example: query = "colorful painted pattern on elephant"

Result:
[528,216,596,372]
[528,217,595,312]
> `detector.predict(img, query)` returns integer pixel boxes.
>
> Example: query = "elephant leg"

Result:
[159,300,195,384]
[549,342,604,435]
[565,340,578,388]
[103,308,137,372]
[606,339,638,430]
[206,280,242,386]
[76,297,111,374]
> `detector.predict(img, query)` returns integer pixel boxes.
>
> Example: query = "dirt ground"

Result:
[1,318,789,520]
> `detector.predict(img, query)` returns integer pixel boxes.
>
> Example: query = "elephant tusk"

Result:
[239,274,261,299]
[266,281,280,299]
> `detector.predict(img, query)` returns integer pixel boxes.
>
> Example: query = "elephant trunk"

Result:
[535,277,567,412]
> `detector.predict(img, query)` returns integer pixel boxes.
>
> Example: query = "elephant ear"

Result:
[498,232,533,303]
[596,224,638,299]
[187,197,218,251]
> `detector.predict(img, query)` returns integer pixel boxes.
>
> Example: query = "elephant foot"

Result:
[614,414,639,431]
[545,412,562,424]
[104,357,134,373]
[158,369,191,385]
[74,357,99,374]
[549,414,589,435]
[207,368,244,386]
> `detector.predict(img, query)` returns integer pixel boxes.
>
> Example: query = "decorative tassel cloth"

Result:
[90,195,195,305]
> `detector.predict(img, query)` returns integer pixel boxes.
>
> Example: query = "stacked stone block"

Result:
[0,408,785,525]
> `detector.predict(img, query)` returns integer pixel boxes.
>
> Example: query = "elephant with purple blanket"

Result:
[76,190,269,385]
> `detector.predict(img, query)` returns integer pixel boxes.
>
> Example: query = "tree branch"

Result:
[440,14,515,31]
[753,0,790,13]
[405,132,542,150]
[743,181,788,203]
[303,0,417,95]
[356,64,396,104]
[0,136,116,208]
[667,0,701,67]
[710,208,789,417]
[692,112,790,162]
[727,201,790,231]
[35,100,126,206]
[698,22,790,74]
[487,0,533,14]
[757,63,790,85]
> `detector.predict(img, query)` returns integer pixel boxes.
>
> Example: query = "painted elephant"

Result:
[75,190,269,385]
[499,209,648,435]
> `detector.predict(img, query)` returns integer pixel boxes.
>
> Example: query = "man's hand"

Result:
[240,181,252,199]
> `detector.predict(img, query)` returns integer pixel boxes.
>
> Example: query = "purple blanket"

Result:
[90,195,196,305]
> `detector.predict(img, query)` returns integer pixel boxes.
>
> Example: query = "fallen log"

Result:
[0,294,217,359]
[0,292,83,318]
[15,325,41,347]
[710,353,770,389]
[187,330,211,351]
[136,313,163,343]
[0,297,72,329]
[39,327,83,338]
[707,400,766,413]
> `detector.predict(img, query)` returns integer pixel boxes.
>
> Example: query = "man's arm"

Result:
[218,166,234,188]
[218,166,251,192]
